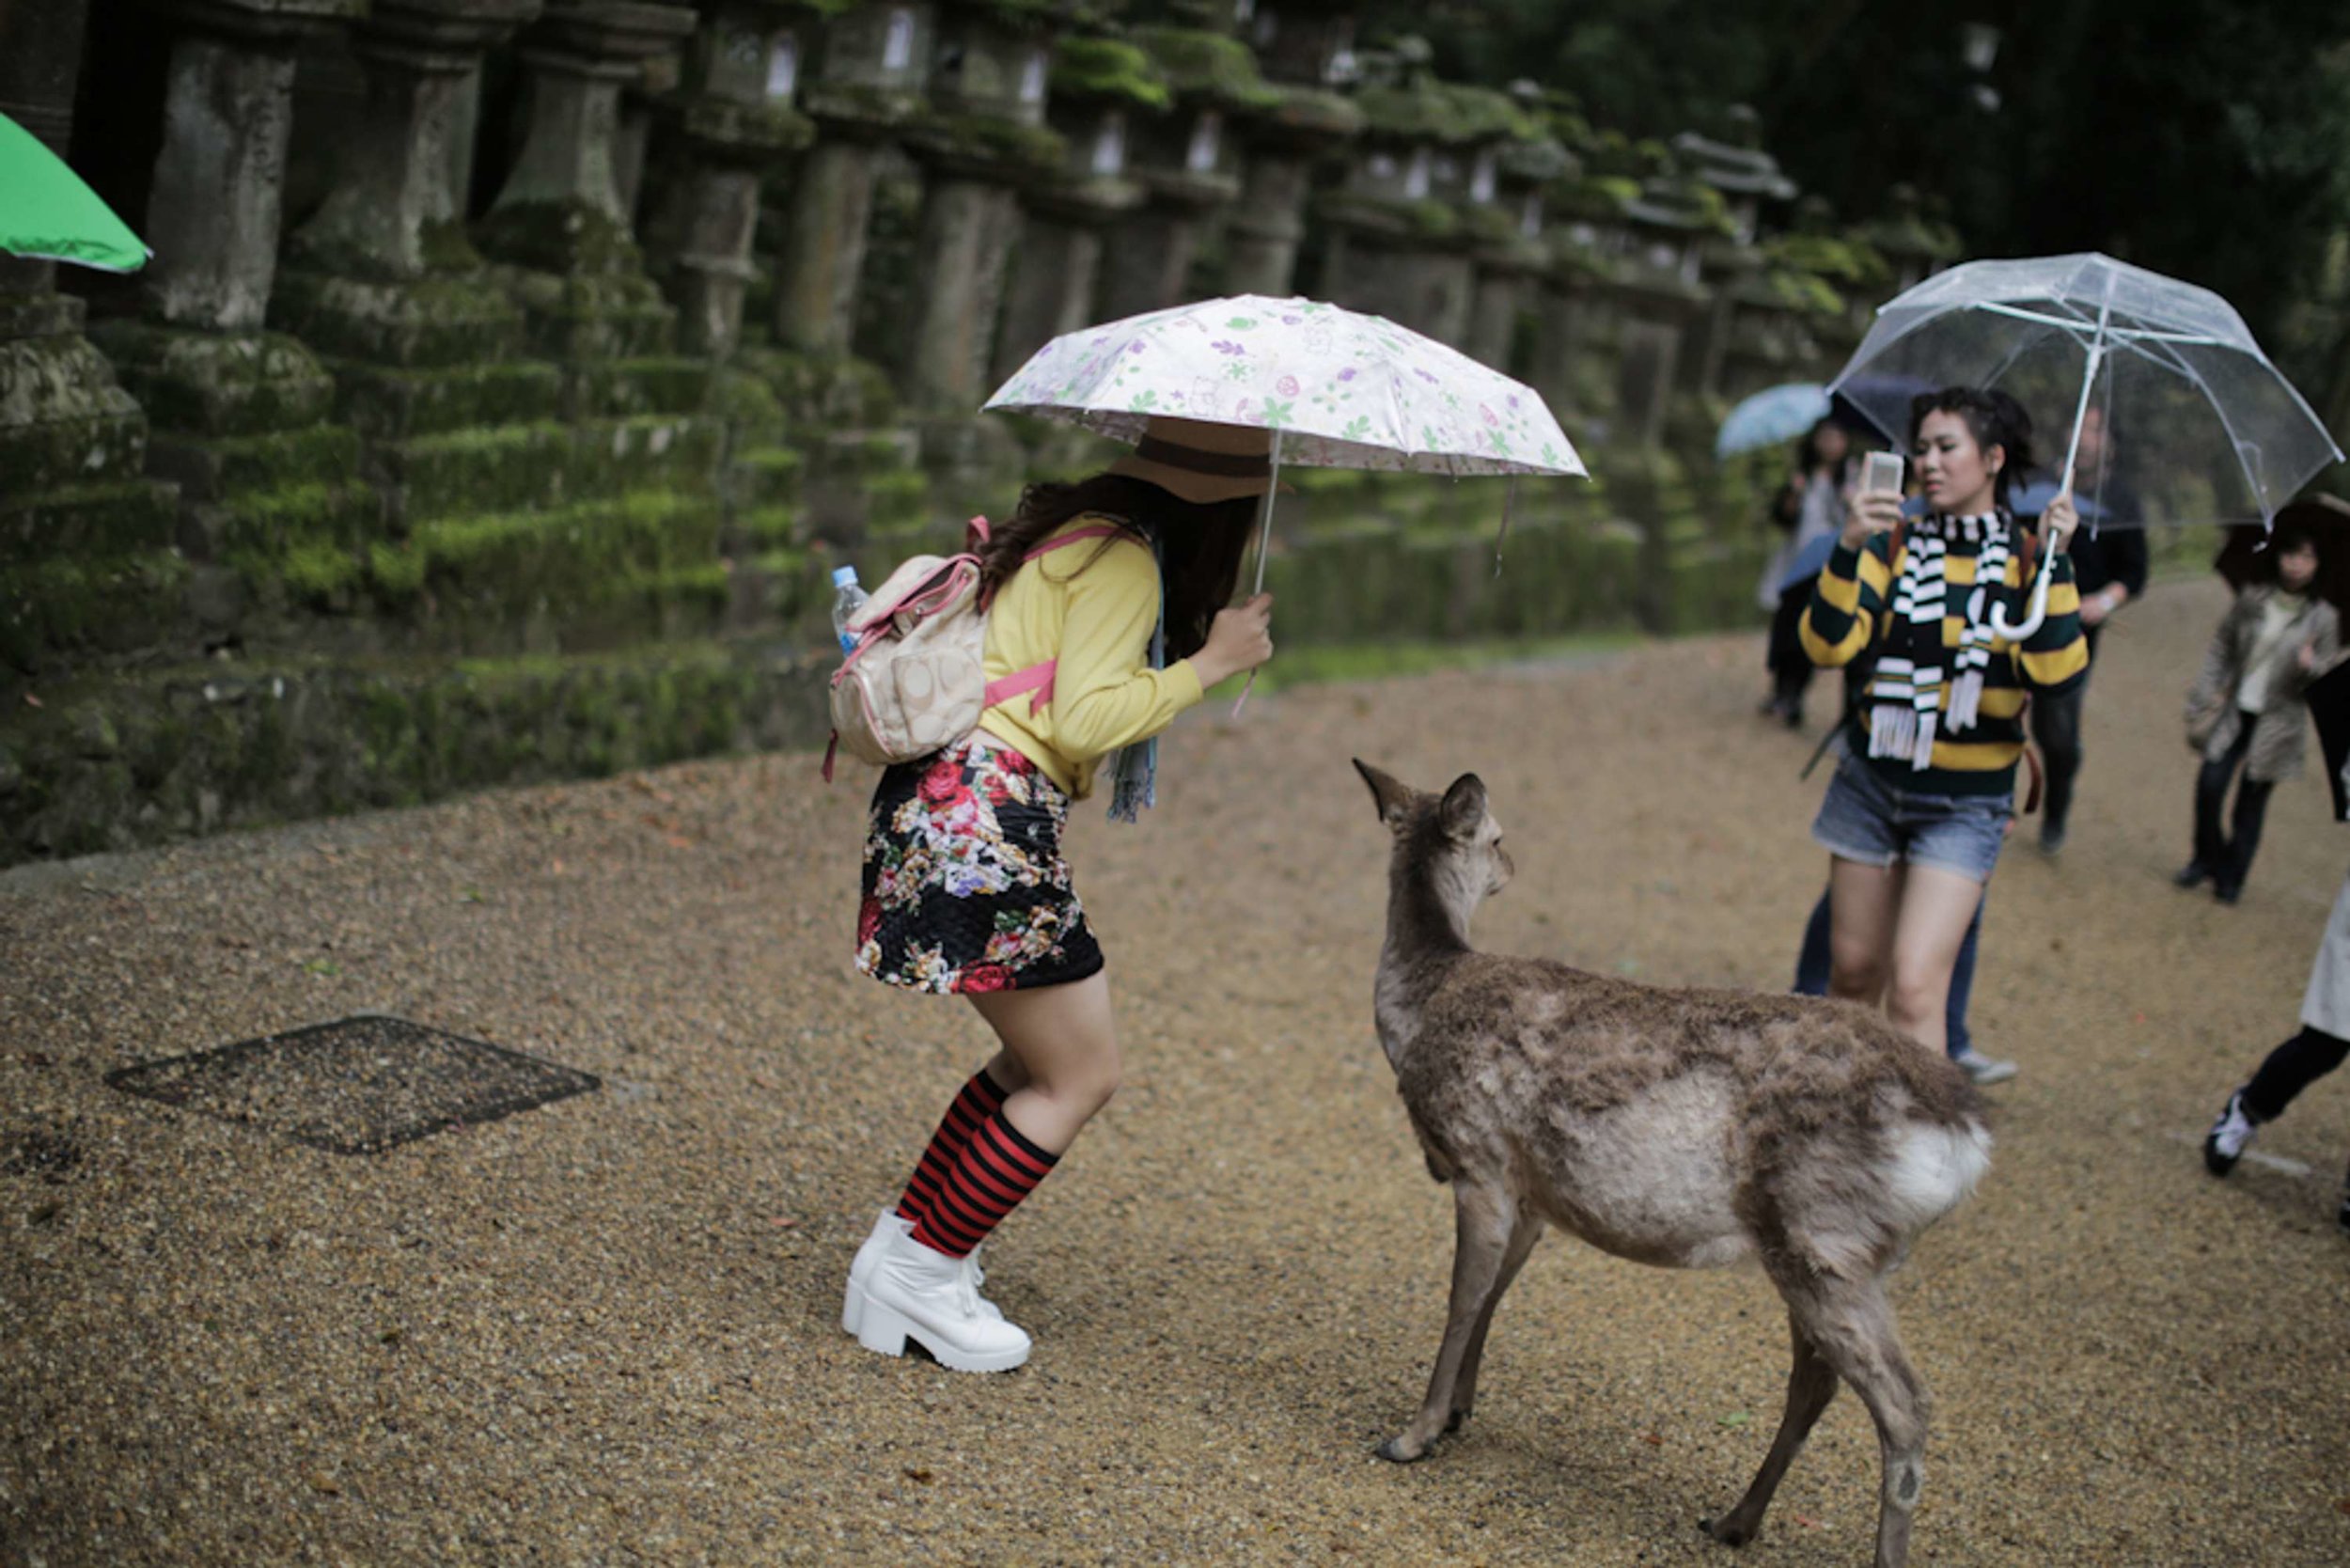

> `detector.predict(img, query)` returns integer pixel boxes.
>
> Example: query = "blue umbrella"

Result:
[1775,496,1934,593]
[1716,383,1831,460]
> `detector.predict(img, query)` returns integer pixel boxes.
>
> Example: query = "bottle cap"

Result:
[831,565,859,588]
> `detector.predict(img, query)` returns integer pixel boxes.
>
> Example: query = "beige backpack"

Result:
[823,518,1123,778]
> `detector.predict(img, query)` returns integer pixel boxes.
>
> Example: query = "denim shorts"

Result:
[1810,751,2013,885]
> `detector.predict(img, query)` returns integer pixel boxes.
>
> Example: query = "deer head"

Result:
[1354,760,1513,945]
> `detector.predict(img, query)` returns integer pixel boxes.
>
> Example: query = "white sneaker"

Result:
[843,1210,1003,1334]
[856,1230,1031,1372]
[1951,1048,2019,1086]
[2203,1090,2258,1177]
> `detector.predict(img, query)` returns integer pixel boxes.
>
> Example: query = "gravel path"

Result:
[6,573,2348,1567]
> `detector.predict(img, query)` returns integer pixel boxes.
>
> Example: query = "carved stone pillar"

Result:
[0,0,185,675]
[989,37,1153,385]
[895,0,1062,417]
[641,0,816,357]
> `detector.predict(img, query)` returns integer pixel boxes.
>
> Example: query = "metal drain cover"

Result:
[107,1014,601,1154]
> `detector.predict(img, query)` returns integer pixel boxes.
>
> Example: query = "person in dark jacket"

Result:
[2023,404,2149,855]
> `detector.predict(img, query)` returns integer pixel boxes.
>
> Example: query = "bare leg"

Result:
[1883,867,1983,1059]
[1445,1213,1543,1433]
[1794,1277,1932,1568]
[1703,1309,1840,1547]
[1378,1180,1520,1463]
[1827,855,1901,1006]
[965,971,1117,1155]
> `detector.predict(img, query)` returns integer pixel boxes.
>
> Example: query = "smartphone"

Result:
[1862,451,1905,496]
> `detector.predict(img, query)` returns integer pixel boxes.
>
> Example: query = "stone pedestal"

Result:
[272,0,565,538]
[892,4,1063,420]
[1096,23,1265,320]
[765,2,932,357]
[641,2,817,357]
[0,2,186,677]
[93,0,376,632]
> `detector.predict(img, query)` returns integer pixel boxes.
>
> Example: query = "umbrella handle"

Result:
[1988,527,2059,643]
[1231,431,1282,718]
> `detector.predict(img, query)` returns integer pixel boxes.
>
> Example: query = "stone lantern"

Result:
[1222,0,1362,298]
[475,1,700,372]
[1092,16,1270,321]
[1863,183,1961,296]
[269,0,564,538]
[1461,80,1565,376]
[1670,109,1799,400]
[1,0,182,676]
[989,32,1159,386]
[639,0,820,358]
[765,0,935,359]
[891,0,1067,417]
[1311,38,1491,348]
[87,0,375,604]
[1526,159,1625,424]
[1597,174,1718,449]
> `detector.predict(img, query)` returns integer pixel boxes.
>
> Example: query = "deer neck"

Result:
[1374,866,1476,1069]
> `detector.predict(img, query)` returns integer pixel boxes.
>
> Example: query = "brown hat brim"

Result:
[1104,452,1285,505]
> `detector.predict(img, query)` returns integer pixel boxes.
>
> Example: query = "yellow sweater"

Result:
[976,516,1206,798]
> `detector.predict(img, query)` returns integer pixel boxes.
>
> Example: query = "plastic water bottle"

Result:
[830,565,868,654]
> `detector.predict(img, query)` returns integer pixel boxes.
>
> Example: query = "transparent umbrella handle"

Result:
[1992,286,2111,645]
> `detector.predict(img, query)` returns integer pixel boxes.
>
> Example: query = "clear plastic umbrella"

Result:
[1829,253,2343,635]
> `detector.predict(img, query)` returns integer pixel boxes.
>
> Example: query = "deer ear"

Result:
[1438,773,1488,840]
[1352,759,1415,827]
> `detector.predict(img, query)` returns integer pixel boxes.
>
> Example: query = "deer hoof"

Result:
[1700,1515,1754,1548]
[1375,1436,1428,1465]
[1444,1409,1469,1435]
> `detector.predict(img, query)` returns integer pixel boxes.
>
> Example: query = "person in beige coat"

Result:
[2177,523,2341,902]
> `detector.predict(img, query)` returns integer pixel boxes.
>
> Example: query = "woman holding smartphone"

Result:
[1798,387,2088,1061]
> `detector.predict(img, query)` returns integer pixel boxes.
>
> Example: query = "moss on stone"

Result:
[89,325,337,440]
[268,268,527,370]
[0,481,180,565]
[385,421,574,525]
[903,109,1068,174]
[1130,26,1281,111]
[332,360,566,441]
[1051,38,1171,110]
[0,549,191,672]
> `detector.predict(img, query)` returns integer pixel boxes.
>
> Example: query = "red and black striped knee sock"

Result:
[909,1110,1059,1259]
[896,1069,1008,1229]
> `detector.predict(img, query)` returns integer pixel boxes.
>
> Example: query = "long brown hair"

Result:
[976,474,1259,661]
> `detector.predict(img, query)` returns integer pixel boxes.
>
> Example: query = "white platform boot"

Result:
[855,1228,1031,1372]
[843,1210,1003,1334]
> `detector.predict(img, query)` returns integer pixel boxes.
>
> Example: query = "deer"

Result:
[1353,760,1991,1568]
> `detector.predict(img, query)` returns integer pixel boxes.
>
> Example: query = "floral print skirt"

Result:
[855,732,1105,995]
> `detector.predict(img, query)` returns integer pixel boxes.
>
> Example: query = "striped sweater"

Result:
[1800,526,2091,795]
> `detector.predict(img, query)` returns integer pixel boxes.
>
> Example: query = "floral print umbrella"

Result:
[984,293,1586,479]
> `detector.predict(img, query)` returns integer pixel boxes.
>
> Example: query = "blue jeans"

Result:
[1794,886,1980,1059]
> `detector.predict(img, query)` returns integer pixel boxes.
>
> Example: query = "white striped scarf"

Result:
[1867,511,2013,769]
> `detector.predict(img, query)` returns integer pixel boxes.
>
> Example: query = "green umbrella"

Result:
[0,111,150,273]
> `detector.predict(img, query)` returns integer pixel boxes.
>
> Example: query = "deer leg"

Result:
[1800,1277,1932,1568]
[1701,1309,1838,1548]
[1445,1211,1543,1435]
[1377,1180,1517,1463]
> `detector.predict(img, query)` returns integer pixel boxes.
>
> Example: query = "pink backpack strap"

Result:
[984,660,1058,713]
[973,524,1126,713]
[965,514,991,548]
